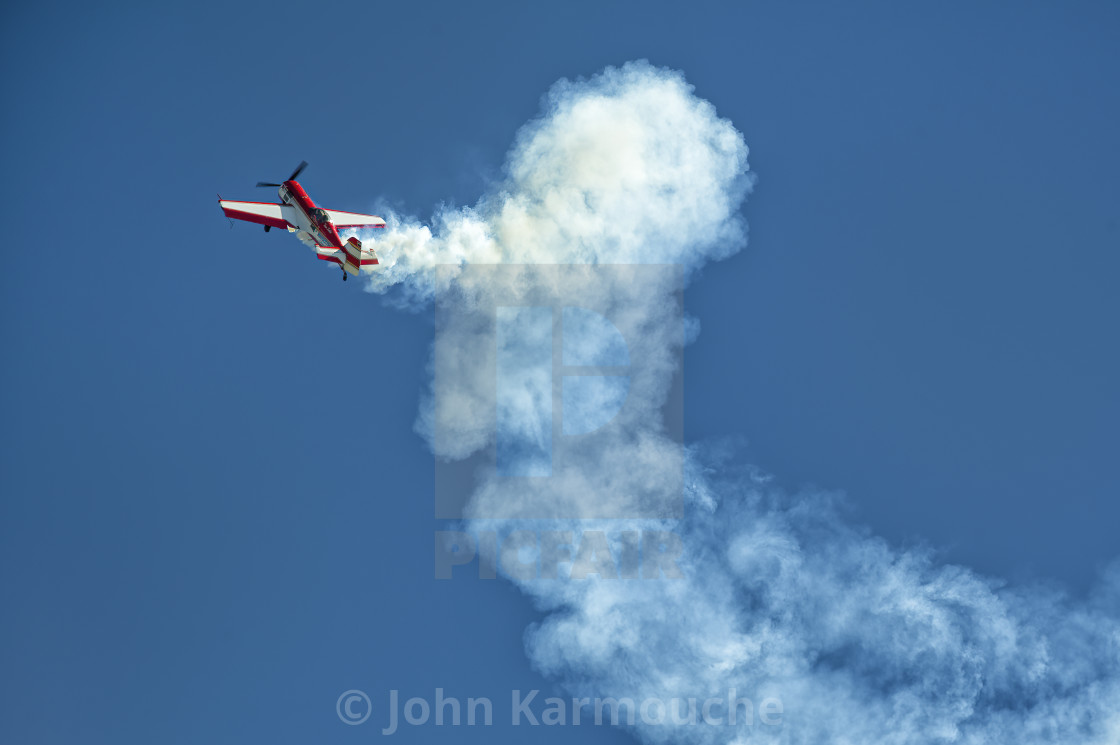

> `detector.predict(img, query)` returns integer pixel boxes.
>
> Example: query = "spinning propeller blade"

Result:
[288,161,308,181]
[255,162,308,187]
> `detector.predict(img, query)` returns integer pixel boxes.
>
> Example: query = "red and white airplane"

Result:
[219,161,385,280]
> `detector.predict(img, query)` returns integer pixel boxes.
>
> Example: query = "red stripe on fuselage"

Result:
[284,180,344,249]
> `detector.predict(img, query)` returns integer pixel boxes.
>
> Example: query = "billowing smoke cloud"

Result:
[359,62,1120,743]
[362,61,749,300]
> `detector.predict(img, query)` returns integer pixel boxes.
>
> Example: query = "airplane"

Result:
[218,161,386,280]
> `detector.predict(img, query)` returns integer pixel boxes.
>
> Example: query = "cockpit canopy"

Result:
[311,208,332,226]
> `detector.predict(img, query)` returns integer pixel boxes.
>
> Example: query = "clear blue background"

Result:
[2,1,1117,742]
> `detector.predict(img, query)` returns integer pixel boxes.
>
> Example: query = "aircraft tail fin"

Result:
[344,236,379,268]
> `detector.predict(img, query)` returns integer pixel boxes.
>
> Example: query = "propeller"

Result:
[256,161,308,187]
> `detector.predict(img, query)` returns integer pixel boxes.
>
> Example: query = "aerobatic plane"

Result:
[218,162,385,280]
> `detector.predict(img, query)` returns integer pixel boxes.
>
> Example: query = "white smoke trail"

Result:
[362,60,750,301]
[360,61,1120,744]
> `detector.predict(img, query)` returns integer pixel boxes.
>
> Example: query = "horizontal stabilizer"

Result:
[316,240,376,275]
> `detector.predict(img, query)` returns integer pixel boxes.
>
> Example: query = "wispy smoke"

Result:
[361,61,1120,743]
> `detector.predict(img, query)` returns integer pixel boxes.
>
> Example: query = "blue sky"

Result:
[2,2,1118,743]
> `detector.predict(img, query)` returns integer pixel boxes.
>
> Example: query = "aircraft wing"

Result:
[323,208,386,229]
[220,200,297,230]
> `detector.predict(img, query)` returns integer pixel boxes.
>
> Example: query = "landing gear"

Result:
[342,270,347,281]
[263,225,271,232]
